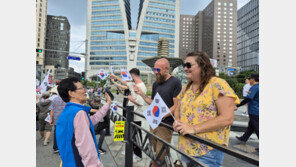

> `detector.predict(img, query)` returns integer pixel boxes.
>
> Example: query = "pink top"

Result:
[73,103,110,167]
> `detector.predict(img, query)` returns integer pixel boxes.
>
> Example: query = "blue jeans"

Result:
[53,125,58,151]
[181,149,224,167]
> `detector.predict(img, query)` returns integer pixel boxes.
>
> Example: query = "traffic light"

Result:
[81,72,85,80]
[36,49,42,53]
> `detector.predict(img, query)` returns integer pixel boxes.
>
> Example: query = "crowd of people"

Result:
[36,51,259,167]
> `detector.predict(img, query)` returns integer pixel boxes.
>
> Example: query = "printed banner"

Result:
[142,93,170,130]
[114,121,125,141]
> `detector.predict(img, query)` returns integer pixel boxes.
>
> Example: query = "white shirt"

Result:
[126,82,147,121]
[243,83,251,97]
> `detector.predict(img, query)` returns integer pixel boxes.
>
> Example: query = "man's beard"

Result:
[156,73,167,83]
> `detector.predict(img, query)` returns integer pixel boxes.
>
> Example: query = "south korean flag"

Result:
[97,69,109,80]
[120,69,132,81]
[110,101,118,114]
[142,93,171,130]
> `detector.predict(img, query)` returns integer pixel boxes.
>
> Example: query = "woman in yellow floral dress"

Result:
[173,51,240,167]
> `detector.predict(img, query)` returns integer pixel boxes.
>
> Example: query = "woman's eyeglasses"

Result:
[76,86,87,91]
[153,67,161,73]
[182,62,196,69]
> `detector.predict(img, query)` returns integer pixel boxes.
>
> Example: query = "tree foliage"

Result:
[218,70,258,99]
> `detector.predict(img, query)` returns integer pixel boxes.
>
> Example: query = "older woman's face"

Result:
[184,56,201,81]
[71,82,87,104]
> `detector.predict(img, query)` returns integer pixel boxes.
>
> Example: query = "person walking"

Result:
[236,74,259,150]
[173,51,240,167]
[56,77,112,167]
[242,77,252,116]
[49,86,66,153]
[134,58,182,167]
[36,92,53,146]
[110,68,147,162]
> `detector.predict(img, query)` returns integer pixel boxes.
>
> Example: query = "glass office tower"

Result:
[86,0,180,79]
[237,0,259,71]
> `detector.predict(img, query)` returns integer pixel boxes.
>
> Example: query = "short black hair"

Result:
[129,68,140,76]
[57,77,80,102]
[250,73,259,82]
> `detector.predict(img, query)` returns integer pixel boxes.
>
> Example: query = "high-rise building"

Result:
[86,0,180,80]
[36,0,48,66]
[45,15,71,69]
[237,0,259,72]
[179,0,237,68]
[179,15,195,59]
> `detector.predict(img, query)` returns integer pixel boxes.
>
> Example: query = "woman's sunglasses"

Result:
[182,62,196,69]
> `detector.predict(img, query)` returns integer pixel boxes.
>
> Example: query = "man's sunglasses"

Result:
[153,68,161,73]
[182,62,196,69]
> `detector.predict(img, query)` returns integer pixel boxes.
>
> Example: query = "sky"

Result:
[47,0,251,73]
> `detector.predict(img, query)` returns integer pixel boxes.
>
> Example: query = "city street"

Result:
[36,95,258,167]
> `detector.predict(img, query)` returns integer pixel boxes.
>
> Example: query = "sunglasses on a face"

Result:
[182,62,196,69]
[153,67,161,73]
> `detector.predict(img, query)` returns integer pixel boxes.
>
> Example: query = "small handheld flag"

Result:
[120,69,132,81]
[142,93,171,130]
[97,69,109,80]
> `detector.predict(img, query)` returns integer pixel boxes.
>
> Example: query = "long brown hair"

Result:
[185,51,216,97]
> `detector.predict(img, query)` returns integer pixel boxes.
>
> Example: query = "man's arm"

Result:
[110,74,127,86]
[236,97,251,107]
[110,78,128,90]
[134,85,153,105]
[50,111,54,125]
[74,111,103,167]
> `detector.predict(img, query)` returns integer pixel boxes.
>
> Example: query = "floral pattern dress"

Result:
[177,77,240,157]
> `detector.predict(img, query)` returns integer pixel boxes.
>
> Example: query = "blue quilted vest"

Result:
[56,102,100,167]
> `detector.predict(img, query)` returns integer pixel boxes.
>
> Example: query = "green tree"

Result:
[236,70,258,83]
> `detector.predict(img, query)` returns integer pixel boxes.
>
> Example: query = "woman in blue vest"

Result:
[56,77,111,167]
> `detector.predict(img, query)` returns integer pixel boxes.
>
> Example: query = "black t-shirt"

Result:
[151,76,182,125]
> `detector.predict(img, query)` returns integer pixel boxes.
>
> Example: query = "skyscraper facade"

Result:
[86,0,180,80]
[179,0,237,68]
[237,0,259,72]
[179,15,195,59]
[36,0,48,66]
[45,15,71,69]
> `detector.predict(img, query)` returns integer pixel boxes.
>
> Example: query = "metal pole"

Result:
[125,106,134,167]
[85,39,88,80]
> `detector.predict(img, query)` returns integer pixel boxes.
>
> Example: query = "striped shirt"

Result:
[49,95,66,125]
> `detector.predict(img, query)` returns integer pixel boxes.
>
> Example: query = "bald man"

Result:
[135,58,182,167]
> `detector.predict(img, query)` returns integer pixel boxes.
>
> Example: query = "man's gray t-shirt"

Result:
[151,76,182,125]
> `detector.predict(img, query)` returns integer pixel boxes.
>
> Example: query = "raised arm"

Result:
[110,74,127,86]
[134,85,153,105]
[110,77,128,90]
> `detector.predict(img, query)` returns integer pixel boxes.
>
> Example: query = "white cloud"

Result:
[70,25,86,54]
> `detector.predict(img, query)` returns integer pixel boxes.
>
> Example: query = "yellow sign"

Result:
[114,121,125,141]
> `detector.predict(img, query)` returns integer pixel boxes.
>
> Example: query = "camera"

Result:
[101,86,114,100]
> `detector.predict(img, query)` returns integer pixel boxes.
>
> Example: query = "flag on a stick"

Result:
[142,93,171,130]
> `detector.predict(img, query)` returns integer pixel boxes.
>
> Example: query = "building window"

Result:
[218,2,221,6]
[230,3,233,6]
[224,2,227,6]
